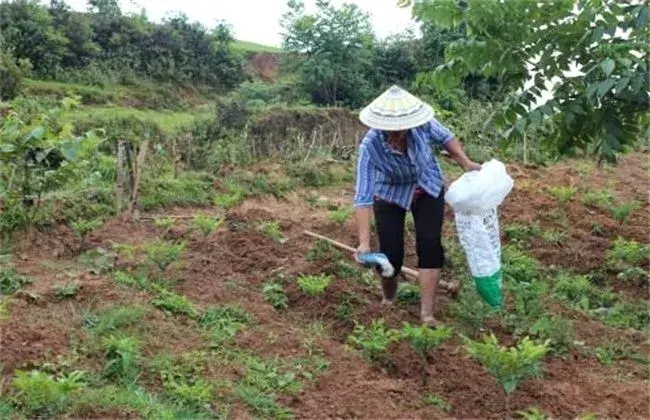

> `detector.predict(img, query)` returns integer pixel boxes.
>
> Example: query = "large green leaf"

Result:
[600,59,615,77]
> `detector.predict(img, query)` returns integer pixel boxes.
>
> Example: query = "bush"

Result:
[347,319,400,365]
[0,40,32,100]
[297,274,332,297]
[140,172,214,211]
[11,370,85,417]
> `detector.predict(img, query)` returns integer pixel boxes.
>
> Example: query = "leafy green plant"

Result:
[424,393,451,413]
[258,220,286,244]
[517,407,551,420]
[396,282,420,304]
[504,281,549,336]
[611,201,640,224]
[262,282,288,310]
[11,370,86,417]
[607,237,650,269]
[447,286,496,337]
[0,264,30,294]
[600,301,650,331]
[595,340,635,367]
[54,283,80,301]
[190,212,224,237]
[235,384,293,420]
[199,305,252,343]
[529,316,574,356]
[86,305,149,336]
[296,274,332,297]
[153,216,175,231]
[151,289,198,318]
[541,229,566,246]
[548,186,576,206]
[616,267,648,284]
[114,270,151,291]
[503,222,541,243]
[502,245,540,283]
[102,335,141,386]
[77,247,116,274]
[307,239,341,262]
[401,323,453,385]
[347,319,400,365]
[581,189,614,210]
[464,334,550,415]
[142,239,186,272]
[70,218,103,240]
[213,190,245,209]
[328,207,353,225]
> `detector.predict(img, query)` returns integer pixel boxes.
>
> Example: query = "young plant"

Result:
[607,237,650,269]
[142,239,186,272]
[11,370,86,417]
[581,189,614,210]
[347,319,400,365]
[447,286,496,337]
[296,274,332,297]
[464,334,550,415]
[54,283,80,301]
[151,289,198,318]
[258,220,286,244]
[503,222,541,243]
[190,212,224,237]
[517,407,551,420]
[541,229,566,246]
[199,304,253,343]
[504,281,549,336]
[611,201,639,224]
[424,393,451,412]
[114,270,151,291]
[548,186,576,207]
[70,218,103,240]
[396,282,420,304]
[153,216,175,232]
[262,282,288,310]
[102,335,141,386]
[307,239,341,262]
[77,248,116,274]
[595,340,635,367]
[502,245,540,283]
[327,207,353,225]
[528,316,574,356]
[401,323,453,385]
[0,264,30,294]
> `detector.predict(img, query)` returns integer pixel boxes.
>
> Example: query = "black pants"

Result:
[373,190,445,300]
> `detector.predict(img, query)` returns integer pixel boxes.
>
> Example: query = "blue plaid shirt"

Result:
[354,120,454,210]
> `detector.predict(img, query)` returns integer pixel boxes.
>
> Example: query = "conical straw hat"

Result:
[359,85,434,131]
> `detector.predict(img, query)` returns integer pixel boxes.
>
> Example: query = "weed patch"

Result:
[347,319,400,365]
[151,289,199,318]
[199,305,253,343]
[297,274,332,297]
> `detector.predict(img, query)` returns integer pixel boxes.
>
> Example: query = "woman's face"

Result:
[386,130,407,143]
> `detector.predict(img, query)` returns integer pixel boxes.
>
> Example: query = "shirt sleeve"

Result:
[353,140,375,208]
[425,119,455,147]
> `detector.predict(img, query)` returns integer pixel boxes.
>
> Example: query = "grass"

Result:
[62,105,211,134]
[232,40,284,53]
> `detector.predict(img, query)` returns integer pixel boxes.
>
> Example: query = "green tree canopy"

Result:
[406,0,650,162]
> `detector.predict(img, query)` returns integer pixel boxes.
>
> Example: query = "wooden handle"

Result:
[303,230,419,279]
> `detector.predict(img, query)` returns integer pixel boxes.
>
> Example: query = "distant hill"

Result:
[232,40,284,54]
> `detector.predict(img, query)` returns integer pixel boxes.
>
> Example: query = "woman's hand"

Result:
[463,160,482,171]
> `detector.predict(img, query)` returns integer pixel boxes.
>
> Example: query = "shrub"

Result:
[258,220,286,244]
[502,246,540,283]
[464,334,550,414]
[607,237,650,269]
[347,319,400,364]
[297,274,332,297]
[548,186,576,206]
[424,393,452,413]
[0,40,32,100]
[528,316,574,356]
[611,201,640,224]
[0,264,30,294]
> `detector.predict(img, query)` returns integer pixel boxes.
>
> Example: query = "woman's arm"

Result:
[444,137,481,171]
[354,140,375,253]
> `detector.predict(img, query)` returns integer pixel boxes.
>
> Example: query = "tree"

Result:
[0,37,33,100]
[370,33,418,91]
[405,0,650,162]
[281,0,375,107]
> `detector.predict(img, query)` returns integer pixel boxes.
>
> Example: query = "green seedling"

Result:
[607,237,650,269]
[464,334,550,416]
[327,207,353,225]
[503,222,541,243]
[504,281,549,336]
[502,245,540,283]
[447,285,496,337]
[611,201,640,224]
[517,407,551,420]
[548,186,576,206]
[102,335,141,386]
[307,239,341,262]
[151,289,199,318]
[262,282,288,310]
[541,229,566,246]
[347,319,400,365]
[581,189,614,210]
[199,305,252,343]
[11,370,86,417]
[77,248,116,274]
[595,340,635,367]
[396,282,420,304]
[401,323,453,385]
[424,393,451,412]
[114,271,151,291]
[528,316,573,356]
[142,239,186,272]
[54,283,80,301]
[153,216,175,231]
[258,220,286,244]
[0,265,30,294]
[297,274,332,297]
[70,218,103,239]
[190,212,224,237]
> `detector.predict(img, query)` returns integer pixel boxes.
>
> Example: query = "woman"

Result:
[354,85,480,327]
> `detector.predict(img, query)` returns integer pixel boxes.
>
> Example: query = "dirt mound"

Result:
[245,53,282,82]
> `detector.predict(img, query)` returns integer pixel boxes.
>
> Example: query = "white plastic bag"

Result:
[446,159,514,307]
[446,159,514,213]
